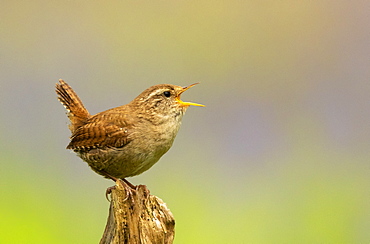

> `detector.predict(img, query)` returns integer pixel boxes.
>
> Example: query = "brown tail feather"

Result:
[56,79,90,133]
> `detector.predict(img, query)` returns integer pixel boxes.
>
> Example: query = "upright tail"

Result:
[56,79,90,134]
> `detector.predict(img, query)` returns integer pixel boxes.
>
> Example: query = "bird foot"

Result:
[105,185,116,201]
[105,178,138,201]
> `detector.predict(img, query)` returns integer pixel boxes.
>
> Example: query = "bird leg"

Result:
[102,170,138,201]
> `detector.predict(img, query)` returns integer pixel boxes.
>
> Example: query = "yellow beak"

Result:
[176,83,205,107]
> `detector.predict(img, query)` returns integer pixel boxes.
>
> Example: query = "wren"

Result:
[56,79,204,181]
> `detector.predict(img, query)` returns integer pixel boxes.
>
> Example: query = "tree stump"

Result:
[100,180,175,244]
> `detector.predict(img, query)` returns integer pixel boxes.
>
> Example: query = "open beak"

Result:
[176,83,205,107]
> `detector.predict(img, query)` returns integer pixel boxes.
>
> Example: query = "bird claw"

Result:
[105,185,116,201]
[105,178,138,202]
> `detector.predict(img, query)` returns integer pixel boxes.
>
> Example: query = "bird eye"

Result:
[163,91,171,97]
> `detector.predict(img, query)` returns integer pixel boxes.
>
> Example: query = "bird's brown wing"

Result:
[67,121,131,150]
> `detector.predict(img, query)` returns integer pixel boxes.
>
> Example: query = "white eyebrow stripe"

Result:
[146,88,166,100]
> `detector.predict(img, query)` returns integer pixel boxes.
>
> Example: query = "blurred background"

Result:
[1,1,369,243]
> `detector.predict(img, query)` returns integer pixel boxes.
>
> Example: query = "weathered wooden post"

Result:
[100,180,175,244]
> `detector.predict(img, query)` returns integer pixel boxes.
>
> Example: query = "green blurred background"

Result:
[1,1,369,243]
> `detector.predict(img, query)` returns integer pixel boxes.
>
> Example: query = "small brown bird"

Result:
[56,79,204,182]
